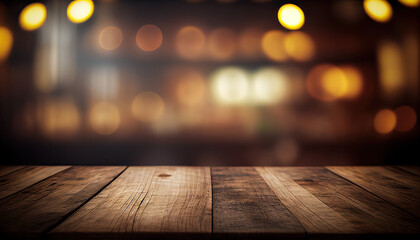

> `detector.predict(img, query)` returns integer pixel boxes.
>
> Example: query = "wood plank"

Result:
[50,167,212,240]
[397,166,420,177]
[0,166,26,177]
[327,166,420,218]
[0,166,125,238]
[263,167,419,239]
[212,167,305,240]
[0,166,70,199]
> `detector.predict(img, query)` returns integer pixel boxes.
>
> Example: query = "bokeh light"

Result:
[98,26,123,51]
[261,30,288,61]
[252,67,289,105]
[175,26,206,59]
[19,3,47,31]
[67,0,94,24]
[374,109,397,134]
[131,92,165,123]
[395,106,417,132]
[89,102,120,135]
[321,66,348,99]
[208,28,236,60]
[211,67,249,105]
[277,4,305,30]
[340,66,364,99]
[284,31,315,61]
[399,0,420,7]
[378,41,404,99]
[238,28,262,58]
[136,24,163,52]
[174,70,206,106]
[0,27,13,62]
[363,0,392,22]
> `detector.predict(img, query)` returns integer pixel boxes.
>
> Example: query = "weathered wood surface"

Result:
[258,167,420,239]
[212,167,305,240]
[0,166,125,238]
[51,167,212,240]
[0,166,26,177]
[0,166,70,199]
[396,166,420,177]
[327,166,420,218]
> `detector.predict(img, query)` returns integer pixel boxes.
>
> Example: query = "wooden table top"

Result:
[0,166,419,240]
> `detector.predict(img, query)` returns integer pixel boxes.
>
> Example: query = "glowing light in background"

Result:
[261,30,288,61]
[374,109,397,134]
[284,31,315,61]
[0,27,13,62]
[340,66,364,99]
[89,102,120,135]
[321,66,348,99]
[136,24,163,52]
[19,3,47,31]
[175,26,206,59]
[363,0,392,22]
[211,67,249,105]
[98,26,123,51]
[252,67,289,105]
[395,106,417,132]
[277,4,305,30]
[399,0,420,7]
[131,92,165,123]
[239,28,262,58]
[90,66,119,99]
[67,0,94,23]
[377,41,404,99]
[175,70,206,106]
[208,28,236,60]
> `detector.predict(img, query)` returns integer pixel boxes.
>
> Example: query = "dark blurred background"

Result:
[0,0,419,166]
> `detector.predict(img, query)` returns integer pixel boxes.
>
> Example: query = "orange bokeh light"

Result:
[136,24,163,52]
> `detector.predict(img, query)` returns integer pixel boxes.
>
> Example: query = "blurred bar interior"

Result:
[0,0,419,166]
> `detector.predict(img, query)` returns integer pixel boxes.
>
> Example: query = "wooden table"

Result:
[0,166,418,239]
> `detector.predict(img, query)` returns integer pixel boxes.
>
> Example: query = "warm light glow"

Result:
[399,0,420,7]
[340,66,364,99]
[0,27,13,62]
[67,0,94,23]
[278,4,305,30]
[98,26,123,51]
[19,3,47,31]
[136,24,163,52]
[378,41,404,99]
[208,28,236,60]
[175,70,206,106]
[374,109,397,134]
[89,102,120,135]
[131,92,165,123]
[211,67,249,105]
[239,28,262,57]
[363,0,392,22]
[395,106,417,132]
[252,67,289,105]
[284,31,315,61]
[261,30,288,61]
[321,67,348,98]
[176,26,206,59]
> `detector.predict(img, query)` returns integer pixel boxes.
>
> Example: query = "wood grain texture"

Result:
[212,167,305,240]
[0,166,125,238]
[397,166,420,176]
[327,166,420,218]
[266,167,419,239]
[0,166,26,177]
[0,166,70,199]
[50,167,212,240]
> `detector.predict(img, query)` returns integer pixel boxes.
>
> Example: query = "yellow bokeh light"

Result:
[374,109,397,134]
[211,67,249,105]
[252,67,289,105]
[0,27,13,62]
[67,0,94,24]
[395,105,417,132]
[363,0,392,22]
[340,66,364,99]
[399,0,420,7]
[174,70,206,106]
[136,24,163,52]
[284,31,315,61]
[208,28,236,60]
[131,92,165,123]
[98,26,123,51]
[89,102,120,135]
[321,67,348,98]
[278,4,305,30]
[261,30,288,61]
[176,26,206,59]
[19,3,47,31]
